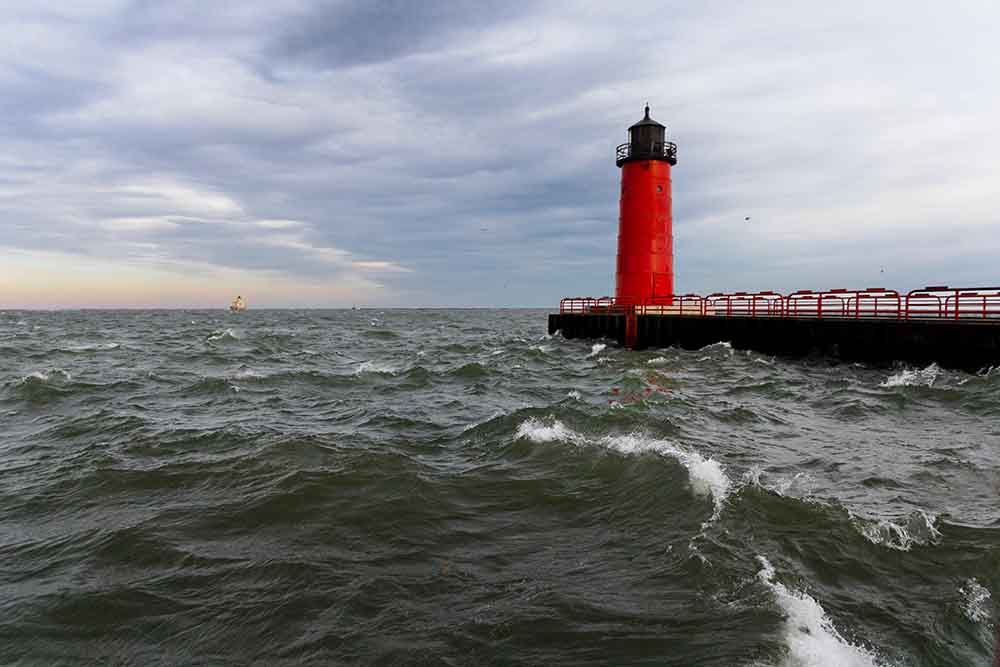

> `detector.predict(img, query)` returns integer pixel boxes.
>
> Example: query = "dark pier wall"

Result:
[548,313,1000,371]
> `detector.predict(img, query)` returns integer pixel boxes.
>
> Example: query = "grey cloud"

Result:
[269,1,536,69]
[2,1,999,307]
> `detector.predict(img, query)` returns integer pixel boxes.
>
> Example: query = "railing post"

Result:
[625,306,638,349]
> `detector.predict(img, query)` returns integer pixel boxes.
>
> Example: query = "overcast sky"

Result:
[2,1,999,308]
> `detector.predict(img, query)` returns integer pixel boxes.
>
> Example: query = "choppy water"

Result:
[1,309,997,665]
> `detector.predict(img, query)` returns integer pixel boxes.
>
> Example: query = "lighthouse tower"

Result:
[614,105,677,305]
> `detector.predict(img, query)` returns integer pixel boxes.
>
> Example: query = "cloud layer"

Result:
[2,1,999,307]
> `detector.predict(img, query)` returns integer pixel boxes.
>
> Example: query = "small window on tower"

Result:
[656,185,663,193]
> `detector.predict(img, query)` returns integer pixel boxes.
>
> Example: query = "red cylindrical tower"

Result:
[614,105,677,305]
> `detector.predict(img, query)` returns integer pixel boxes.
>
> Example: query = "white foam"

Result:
[354,361,397,376]
[64,342,120,352]
[757,556,882,667]
[647,356,670,366]
[880,363,940,388]
[515,417,581,443]
[207,328,239,342]
[856,510,941,551]
[744,468,815,498]
[566,390,582,400]
[234,366,264,380]
[958,578,992,624]
[587,343,607,358]
[17,369,72,384]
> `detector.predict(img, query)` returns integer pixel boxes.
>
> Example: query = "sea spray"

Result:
[757,556,884,667]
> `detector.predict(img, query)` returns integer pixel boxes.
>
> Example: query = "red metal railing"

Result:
[559,286,1000,322]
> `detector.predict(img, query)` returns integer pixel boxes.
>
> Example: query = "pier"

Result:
[549,287,1000,371]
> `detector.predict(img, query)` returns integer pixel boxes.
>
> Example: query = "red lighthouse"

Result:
[614,105,677,305]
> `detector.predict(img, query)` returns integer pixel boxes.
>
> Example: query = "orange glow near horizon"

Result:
[0,249,388,309]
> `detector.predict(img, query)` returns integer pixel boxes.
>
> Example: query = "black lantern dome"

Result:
[616,105,677,167]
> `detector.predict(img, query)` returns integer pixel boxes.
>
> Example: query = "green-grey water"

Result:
[0,309,997,665]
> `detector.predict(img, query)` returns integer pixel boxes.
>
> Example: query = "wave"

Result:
[756,556,884,667]
[354,361,398,376]
[61,342,121,352]
[233,366,265,380]
[958,578,992,624]
[513,418,731,512]
[587,343,606,358]
[743,468,816,499]
[696,340,734,361]
[603,434,731,514]
[206,328,240,343]
[514,417,582,444]
[15,369,73,385]
[181,377,241,395]
[880,363,940,388]
[854,510,941,551]
[450,362,489,379]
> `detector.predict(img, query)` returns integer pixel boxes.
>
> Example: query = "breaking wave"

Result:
[854,510,941,551]
[958,578,992,624]
[354,361,398,376]
[880,363,941,388]
[757,556,884,667]
[514,419,732,512]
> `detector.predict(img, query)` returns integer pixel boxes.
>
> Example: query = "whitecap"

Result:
[207,328,239,343]
[514,417,582,443]
[516,423,732,515]
[234,366,264,380]
[566,390,581,400]
[744,468,815,498]
[855,510,941,551]
[958,578,992,624]
[880,363,940,388]
[64,342,120,352]
[647,356,670,366]
[354,360,397,376]
[757,556,882,667]
[463,410,506,433]
[602,434,731,514]
[17,369,72,385]
[587,343,607,358]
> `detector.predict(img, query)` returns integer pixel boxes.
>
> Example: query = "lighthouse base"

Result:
[548,313,1000,372]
